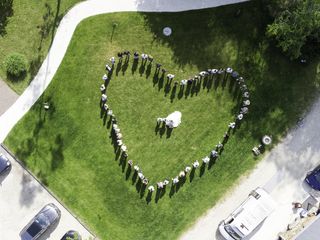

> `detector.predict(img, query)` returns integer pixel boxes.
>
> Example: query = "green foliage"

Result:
[4,53,27,78]
[266,0,320,60]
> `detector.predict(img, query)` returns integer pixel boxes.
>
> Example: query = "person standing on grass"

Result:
[110,56,116,66]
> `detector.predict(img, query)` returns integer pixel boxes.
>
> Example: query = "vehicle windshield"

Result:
[224,225,242,240]
[0,156,8,171]
[27,221,42,237]
[315,171,320,183]
[36,213,50,228]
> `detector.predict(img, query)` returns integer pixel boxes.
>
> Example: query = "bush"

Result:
[4,53,27,78]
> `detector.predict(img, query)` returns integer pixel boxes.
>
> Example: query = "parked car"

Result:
[218,187,276,240]
[0,153,11,176]
[20,203,61,240]
[61,230,82,240]
[305,165,320,191]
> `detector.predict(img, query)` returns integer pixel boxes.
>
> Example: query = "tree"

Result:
[266,0,320,60]
[4,53,28,78]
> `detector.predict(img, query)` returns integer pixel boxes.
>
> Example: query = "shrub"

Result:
[4,53,27,78]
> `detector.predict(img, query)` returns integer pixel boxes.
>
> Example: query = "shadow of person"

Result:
[170,85,177,102]
[119,152,127,172]
[140,184,147,198]
[139,62,146,76]
[206,78,213,91]
[155,188,161,203]
[146,191,152,204]
[100,106,105,119]
[103,112,108,126]
[200,163,206,177]
[178,85,184,99]
[131,60,138,74]
[169,184,175,198]
[214,76,220,90]
[155,122,160,135]
[153,71,159,86]
[208,156,217,170]
[175,181,181,193]
[125,166,131,180]
[107,116,112,129]
[159,123,166,137]
[116,61,122,76]
[164,80,171,96]
[185,84,191,98]
[145,63,152,79]
[136,178,142,193]
[166,127,173,138]
[115,146,121,160]
[158,73,165,91]
[132,171,138,185]
[189,167,195,182]
[202,77,208,89]
[122,61,129,75]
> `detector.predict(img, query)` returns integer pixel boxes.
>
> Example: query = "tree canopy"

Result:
[266,0,320,60]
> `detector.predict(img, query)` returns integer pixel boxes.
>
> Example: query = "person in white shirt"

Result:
[192,160,199,168]
[148,185,155,192]
[179,171,185,178]
[102,74,108,81]
[202,156,210,164]
[110,57,116,65]
[101,94,107,102]
[172,176,179,184]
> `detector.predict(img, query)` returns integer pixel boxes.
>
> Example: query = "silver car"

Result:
[20,203,61,240]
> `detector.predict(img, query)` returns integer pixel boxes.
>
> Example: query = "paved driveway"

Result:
[180,97,320,240]
[0,145,94,240]
[0,79,18,117]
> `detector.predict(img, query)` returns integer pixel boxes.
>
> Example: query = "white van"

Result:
[218,187,276,240]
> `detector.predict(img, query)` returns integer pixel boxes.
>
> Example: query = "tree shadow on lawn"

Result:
[139,1,320,144]
[232,46,320,144]
[139,1,268,70]
[0,0,13,36]
[14,96,64,174]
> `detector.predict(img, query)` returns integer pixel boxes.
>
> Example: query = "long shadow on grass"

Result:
[138,0,320,147]
[0,0,13,36]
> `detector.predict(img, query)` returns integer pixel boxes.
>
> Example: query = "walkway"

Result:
[180,97,320,240]
[0,145,93,240]
[0,0,248,143]
[0,79,18,117]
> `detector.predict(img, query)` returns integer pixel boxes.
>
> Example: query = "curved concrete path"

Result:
[0,0,248,143]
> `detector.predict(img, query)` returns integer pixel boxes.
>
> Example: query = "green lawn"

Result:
[0,0,83,94]
[4,2,320,240]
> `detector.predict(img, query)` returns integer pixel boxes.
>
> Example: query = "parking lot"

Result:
[0,145,94,240]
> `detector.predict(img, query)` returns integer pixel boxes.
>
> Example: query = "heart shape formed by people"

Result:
[99,51,250,202]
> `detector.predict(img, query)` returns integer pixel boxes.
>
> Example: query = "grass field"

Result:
[0,0,83,94]
[4,1,320,240]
